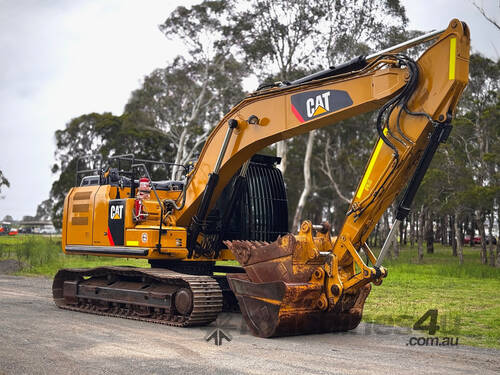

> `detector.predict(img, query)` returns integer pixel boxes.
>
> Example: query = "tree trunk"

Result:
[171,127,189,179]
[454,212,464,265]
[400,219,405,246]
[417,205,424,263]
[393,223,400,259]
[450,214,457,256]
[401,216,408,246]
[276,140,287,176]
[409,211,415,248]
[292,131,314,232]
[373,222,380,248]
[467,216,475,247]
[425,209,434,254]
[391,203,400,259]
[497,206,500,267]
[488,211,495,267]
[383,211,392,260]
[440,216,446,245]
[474,209,487,265]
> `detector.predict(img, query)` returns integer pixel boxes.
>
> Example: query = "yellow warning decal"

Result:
[356,129,388,199]
[126,240,139,246]
[449,37,456,80]
[313,105,327,116]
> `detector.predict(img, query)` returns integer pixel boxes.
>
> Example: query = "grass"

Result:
[363,244,500,349]
[0,235,147,275]
[0,236,498,348]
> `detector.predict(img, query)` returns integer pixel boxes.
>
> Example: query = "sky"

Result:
[0,0,499,220]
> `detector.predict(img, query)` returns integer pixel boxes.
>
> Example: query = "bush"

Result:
[0,235,61,270]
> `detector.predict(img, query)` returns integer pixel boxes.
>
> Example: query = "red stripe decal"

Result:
[291,104,305,123]
[107,227,115,246]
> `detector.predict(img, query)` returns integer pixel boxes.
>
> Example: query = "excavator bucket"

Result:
[224,230,372,338]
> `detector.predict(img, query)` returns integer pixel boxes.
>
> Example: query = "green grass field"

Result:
[0,235,148,275]
[363,245,500,349]
[0,235,498,348]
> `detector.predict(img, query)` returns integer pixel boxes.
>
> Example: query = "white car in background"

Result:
[39,225,57,234]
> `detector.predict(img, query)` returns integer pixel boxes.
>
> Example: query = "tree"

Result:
[292,130,315,232]
[415,54,500,265]
[35,199,54,221]
[125,55,246,179]
[457,54,499,266]
[155,1,248,178]
[49,112,173,228]
[2,215,14,222]
[472,1,500,31]
[229,0,407,176]
[0,170,9,198]
[316,112,381,232]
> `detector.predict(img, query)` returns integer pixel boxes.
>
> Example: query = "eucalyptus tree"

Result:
[230,0,407,177]
[456,54,499,265]
[125,55,246,179]
[0,170,9,197]
[153,1,247,179]
[413,54,500,265]
[229,0,407,230]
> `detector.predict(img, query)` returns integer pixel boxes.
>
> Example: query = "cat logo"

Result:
[291,89,353,123]
[110,204,123,220]
[108,199,126,246]
[306,92,331,118]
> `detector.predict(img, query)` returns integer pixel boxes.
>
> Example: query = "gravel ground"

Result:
[0,260,24,274]
[0,275,498,375]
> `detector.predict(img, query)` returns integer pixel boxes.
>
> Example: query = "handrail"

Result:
[366,28,445,60]
[132,163,165,254]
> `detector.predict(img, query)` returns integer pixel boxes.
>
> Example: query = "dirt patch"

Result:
[0,259,25,274]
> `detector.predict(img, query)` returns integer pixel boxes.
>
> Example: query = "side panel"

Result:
[61,187,74,251]
[92,185,112,246]
[108,199,127,246]
[66,186,99,246]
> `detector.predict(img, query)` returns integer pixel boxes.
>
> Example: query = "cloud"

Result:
[401,0,500,59]
[0,0,193,219]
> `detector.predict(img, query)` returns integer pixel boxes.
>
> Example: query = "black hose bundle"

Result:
[349,54,434,220]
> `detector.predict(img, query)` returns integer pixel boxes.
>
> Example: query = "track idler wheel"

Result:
[174,288,193,315]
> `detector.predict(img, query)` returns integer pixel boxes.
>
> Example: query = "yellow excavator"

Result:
[53,20,470,337]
